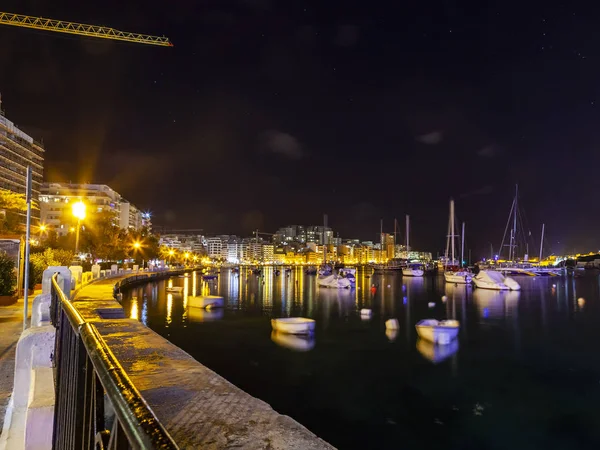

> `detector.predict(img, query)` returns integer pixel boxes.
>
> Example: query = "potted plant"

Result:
[0,250,16,305]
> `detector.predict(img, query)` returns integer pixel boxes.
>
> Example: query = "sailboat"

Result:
[402,215,424,277]
[492,185,564,277]
[443,199,472,284]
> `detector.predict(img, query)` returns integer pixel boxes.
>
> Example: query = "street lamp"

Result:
[72,200,86,257]
[168,249,175,267]
[132,241,142,269]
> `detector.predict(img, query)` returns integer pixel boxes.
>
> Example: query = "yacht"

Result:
[442,199,471,284]
[472,270,521,291]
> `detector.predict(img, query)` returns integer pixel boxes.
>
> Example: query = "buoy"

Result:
[385,318,399,330]
[578,297,585,307]
[428,302,435,308]
[441,295,448,302]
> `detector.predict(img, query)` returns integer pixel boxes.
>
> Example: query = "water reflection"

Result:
[118,270,600,450]
[472,289,520,319]
[416,338,459,364]
[271,331,315,352]
[188,307,224,322]
[130,296,139,320]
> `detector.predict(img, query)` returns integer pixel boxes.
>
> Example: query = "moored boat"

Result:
[415,319,460,345]
[472,270,520,290]
[402,264,424,277]
[317,274,353,289]
[271,317,315,335]
[444,271,472,284]
[166,286,183,293]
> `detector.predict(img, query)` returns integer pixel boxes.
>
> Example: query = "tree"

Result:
[30,248,75,286]
[0,250,16,296]
[80,210,125,262]
[0,189,27,234]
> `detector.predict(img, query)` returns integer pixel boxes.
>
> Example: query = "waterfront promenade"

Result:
[0,300,24,430]
[72,274,333,448]
[1,270,334,449]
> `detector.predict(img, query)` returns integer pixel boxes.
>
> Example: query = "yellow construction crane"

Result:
[0,11,172,47]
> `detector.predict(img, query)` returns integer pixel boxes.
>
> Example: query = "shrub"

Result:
[0,251,16,296]
[29,248,75,285]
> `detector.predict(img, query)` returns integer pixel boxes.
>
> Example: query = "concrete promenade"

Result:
[73,274,335,449]
[0,301,22,432]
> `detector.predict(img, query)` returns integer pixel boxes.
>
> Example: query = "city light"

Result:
[169,249,175,256]
[72,200,86,220]
[133,241,141,249]
[39,224,47,233]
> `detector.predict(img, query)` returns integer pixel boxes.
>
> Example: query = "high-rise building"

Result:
[0,98,45,222]
[206,237,223,258]
[40,183,143,235]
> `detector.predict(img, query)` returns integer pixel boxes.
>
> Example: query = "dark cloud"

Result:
[261,130,303,159]
[416,131,444,145]
[334,25,359,47]
[477,145,497,158]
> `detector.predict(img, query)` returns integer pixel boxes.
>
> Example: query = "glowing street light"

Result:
[72,200,86,256]
[133,241,141,250]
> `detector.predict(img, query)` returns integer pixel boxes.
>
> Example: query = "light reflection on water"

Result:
[121,268,600,450]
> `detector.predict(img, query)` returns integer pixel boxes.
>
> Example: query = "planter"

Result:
[0,295,17,306]
[35,283,42,290]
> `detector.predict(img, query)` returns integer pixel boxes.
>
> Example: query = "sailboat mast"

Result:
[539,223,545,263]
[380,218,384,263]
[323,214,328,264]
[461,222,465,268]
[405,215,410,253]
[450,199,455,265]
[511,184,518,261]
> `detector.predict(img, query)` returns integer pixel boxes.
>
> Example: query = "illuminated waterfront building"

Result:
[0,98,44,222]
[40,182,143,235]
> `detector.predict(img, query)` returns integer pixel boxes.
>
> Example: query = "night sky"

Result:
[1,1,599,257]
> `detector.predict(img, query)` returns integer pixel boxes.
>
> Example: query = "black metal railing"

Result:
[50,273,179,449]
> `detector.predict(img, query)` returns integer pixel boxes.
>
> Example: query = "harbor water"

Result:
[121,268,600,449]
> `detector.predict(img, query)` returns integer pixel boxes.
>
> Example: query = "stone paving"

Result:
[0,297,32,434]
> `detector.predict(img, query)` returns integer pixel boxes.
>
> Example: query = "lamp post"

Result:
[72,200,86,258]
[133,241,142,269]
[168,249,175,268]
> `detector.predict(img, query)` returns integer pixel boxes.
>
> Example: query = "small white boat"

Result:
[317,274,353,289]
[402,264,424,277]
[166,286,183,293]
[271,331,315,351]
[271,317,315,335]
[472,270,520,291]
[444,271,472,284]
[188,295,224,309]
[415,319,460,345]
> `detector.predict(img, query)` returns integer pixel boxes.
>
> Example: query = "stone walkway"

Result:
[0,298,28,433]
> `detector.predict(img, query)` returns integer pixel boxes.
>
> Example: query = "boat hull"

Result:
[472,270,521,290]
[415,320,460,345]
[317,275,352,289]
[271,318,315,335]
[444,272,472,284]
[402,269,424,277]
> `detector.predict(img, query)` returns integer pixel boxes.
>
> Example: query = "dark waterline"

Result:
[121,268,600,449]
